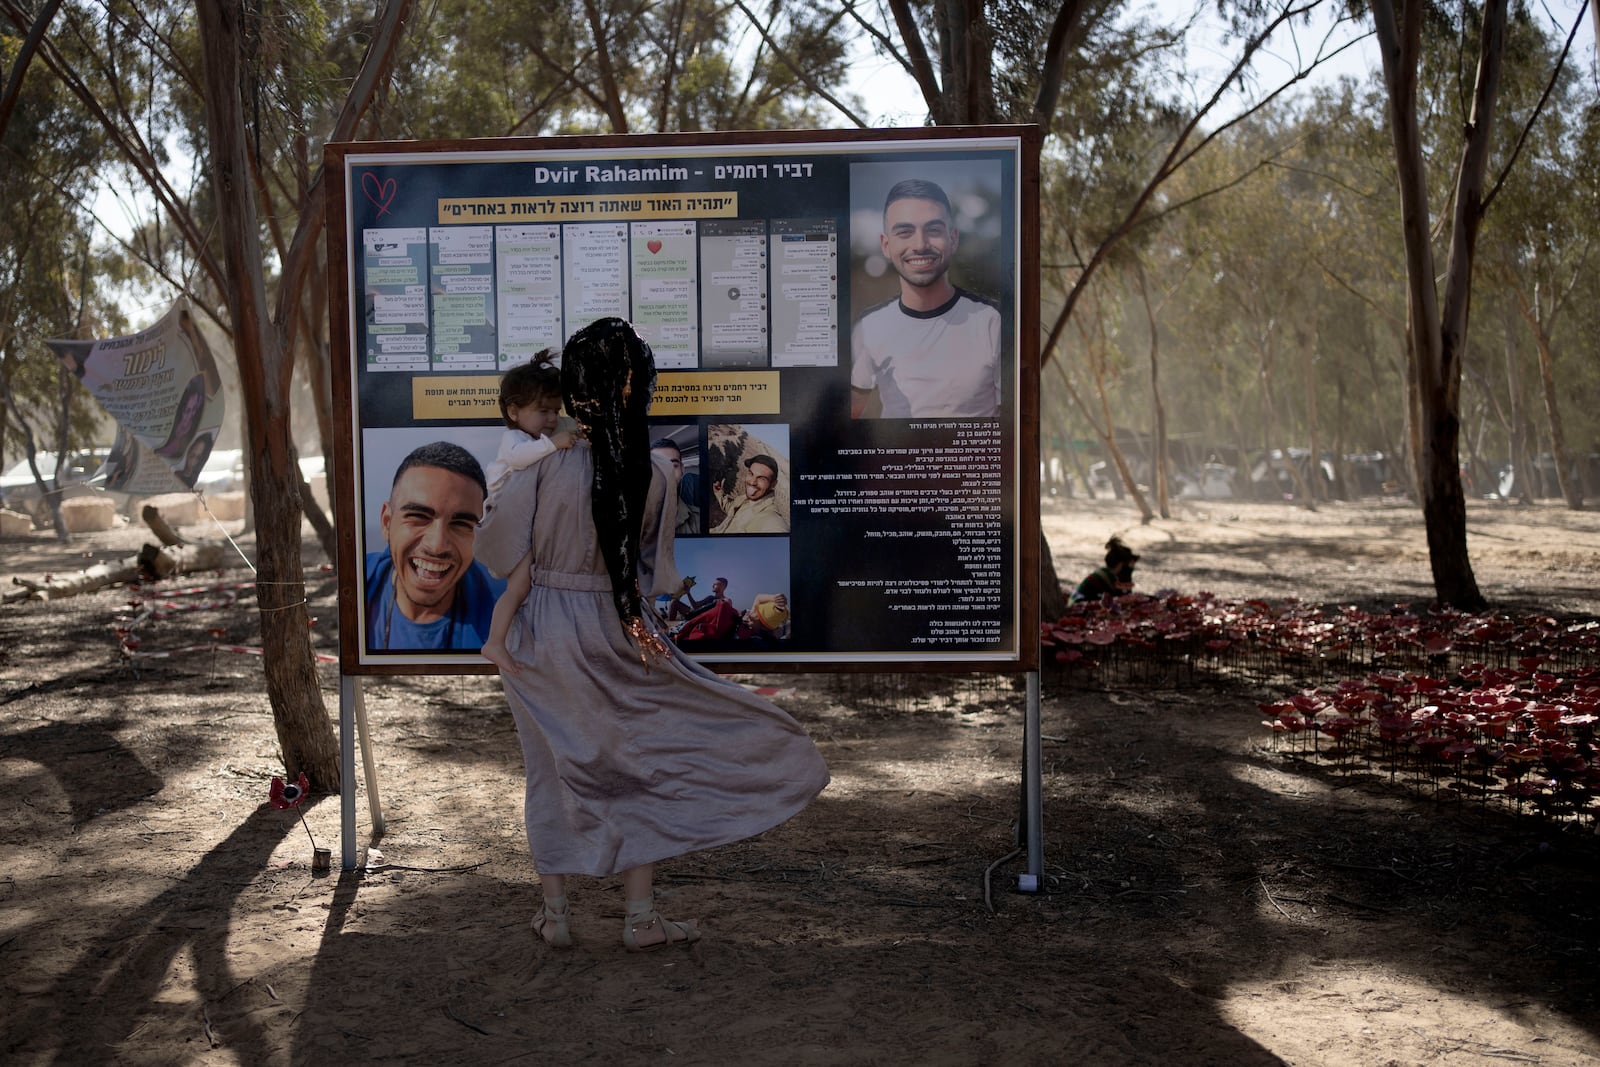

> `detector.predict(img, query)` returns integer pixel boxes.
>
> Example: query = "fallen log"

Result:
[5,541,233,603]
[142,503,188,547]
[3,506,234,604]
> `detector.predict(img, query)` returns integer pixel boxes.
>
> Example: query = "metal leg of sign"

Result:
[353,676,385,838]
[340,674,357,871]
[339,674,385,872]
[1017,670,1045,893]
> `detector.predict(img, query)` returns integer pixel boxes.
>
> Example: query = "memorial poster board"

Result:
[327,127,1040,674]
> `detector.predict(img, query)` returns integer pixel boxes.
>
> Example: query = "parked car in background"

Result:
[3,446,253,527]
[1493,453,1600,501]
[1250,448,1336,500]
[0,449,126,523]
[193,448,245,495]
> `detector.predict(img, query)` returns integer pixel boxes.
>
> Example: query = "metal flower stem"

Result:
[295,808,318,851]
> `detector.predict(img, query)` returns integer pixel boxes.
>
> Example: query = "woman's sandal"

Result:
[532,902,573,948]
[623,911,700,952]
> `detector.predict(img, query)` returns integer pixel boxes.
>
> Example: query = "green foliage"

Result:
[0,19,123,457]
[387,0,854,138]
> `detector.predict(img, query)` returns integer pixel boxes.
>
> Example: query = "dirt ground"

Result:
[2,493,1599,1066]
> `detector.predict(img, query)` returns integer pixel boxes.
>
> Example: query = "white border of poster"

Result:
[328,127,1040,674]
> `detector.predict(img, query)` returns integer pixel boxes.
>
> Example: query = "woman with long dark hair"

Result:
[474,318,828,951]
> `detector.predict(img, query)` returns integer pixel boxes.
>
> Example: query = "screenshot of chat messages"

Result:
[630,220,699,370]
[562,223,630,330]
[770,218,839,368]
[495,224,564,368]
[698,219,769,369]
[428,225,497,370]
[362,226,430,371]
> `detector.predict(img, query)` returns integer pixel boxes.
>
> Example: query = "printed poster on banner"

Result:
[46,301,225,492]
[329,128,1041,673]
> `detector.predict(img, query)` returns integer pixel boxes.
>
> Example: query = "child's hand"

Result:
[550,429,578,450]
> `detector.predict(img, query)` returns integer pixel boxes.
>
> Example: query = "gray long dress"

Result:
[474,445,829,876]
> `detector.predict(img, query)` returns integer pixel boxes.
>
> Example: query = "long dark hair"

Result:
[561,318,657,634]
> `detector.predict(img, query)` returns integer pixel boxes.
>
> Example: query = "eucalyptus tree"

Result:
[7,0,416,788]
[1366,0,1592,607]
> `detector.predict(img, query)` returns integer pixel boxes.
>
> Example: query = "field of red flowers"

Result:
[1045,592,1600,829]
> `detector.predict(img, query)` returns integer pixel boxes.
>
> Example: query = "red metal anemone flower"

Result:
[269,772,310,811]
[269,772,323,863]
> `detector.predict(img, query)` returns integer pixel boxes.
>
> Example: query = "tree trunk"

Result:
[1040,530,1066,623]
[1418,397,1481,607]
[1064,435,1095,499]
[1366,324,1417,499]
[1050,354,1150,517]
[1332,369,1350,500]
[1516,286,1582,509]
[1501,302,1533,503]
[296,260,339,559]
[1136,263,1170,519]
[1403,325,1424,495]
[1371,0,1492,609]
[1459,389,1494,500]
[196,0,339,789]
[1094,379,1152,522]
[298,471,336,558]
[1076,308,1153,521]
[0,374,68,539]
[583,0,630,132]
[1303,331,1322,506]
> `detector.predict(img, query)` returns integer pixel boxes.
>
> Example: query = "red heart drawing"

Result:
[647,240,663,254]
[361,172,397,218]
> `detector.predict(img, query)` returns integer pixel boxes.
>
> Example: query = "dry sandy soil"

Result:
[2,494,1598,1066]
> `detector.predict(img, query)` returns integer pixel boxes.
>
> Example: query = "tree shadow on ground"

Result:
[1,717,162,825]
[1032,685,1600,1037]
[6,806,299,1065]
[285,828,1287,1064]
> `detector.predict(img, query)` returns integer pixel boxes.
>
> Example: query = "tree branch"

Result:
[1040,0,1335,367]
[0,0,61,144]
[1481,0,1587,212]
[1031,0,1091,132]
[885,0,943,120]
[582,0,630,132]
[730,0,868,128]
[272,0,416,387]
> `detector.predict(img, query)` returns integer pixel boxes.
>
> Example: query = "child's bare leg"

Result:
[482,553,532,674]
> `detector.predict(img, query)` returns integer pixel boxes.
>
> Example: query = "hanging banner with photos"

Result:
[327,127,1040,674]
[47,301,225,492]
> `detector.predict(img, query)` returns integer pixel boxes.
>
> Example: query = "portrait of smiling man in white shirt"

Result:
[850,177,1002,420]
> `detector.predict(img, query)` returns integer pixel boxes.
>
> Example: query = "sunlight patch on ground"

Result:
[1223,967,1600,1066]
[1229,760,1339,801]
[823,757,998,798]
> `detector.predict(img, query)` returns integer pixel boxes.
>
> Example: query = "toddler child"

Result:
[480,351,580,673]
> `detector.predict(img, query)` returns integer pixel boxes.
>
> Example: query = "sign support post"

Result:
[339,674,386,871]
[1018,669,1044,891]
[340,674,357,870]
